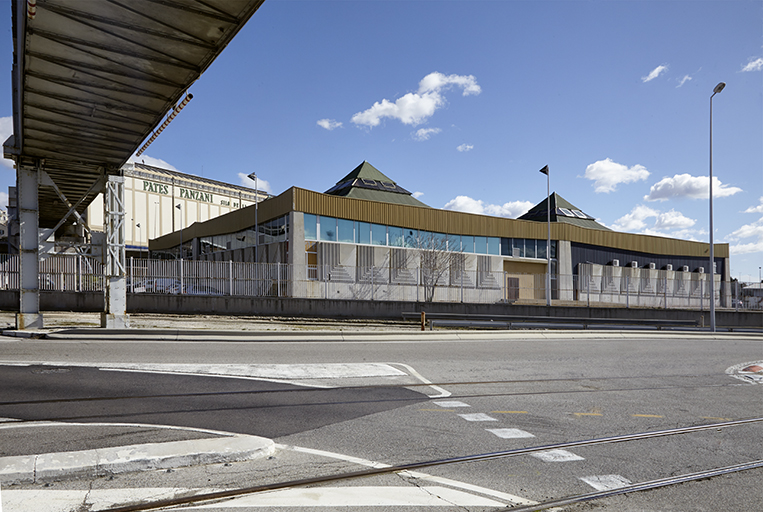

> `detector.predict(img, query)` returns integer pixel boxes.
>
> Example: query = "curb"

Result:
[37,328,763,342]
[0,434,275,484]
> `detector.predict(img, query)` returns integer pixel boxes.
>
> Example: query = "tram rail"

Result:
[102,416,763,512]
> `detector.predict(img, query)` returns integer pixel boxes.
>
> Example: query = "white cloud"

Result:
[613,205,697,237]
[642,64,668,82]
[412,191,424,199]
[317,119,342,131]
[676,74,692,87]
[653,209,696,230]
[413,127,441,141]
[351,72,481,128]
[612,205,659,231]
[0,116,15,170]
[744,197,763,214]
[443,195,533,219]
[456,143,474,152]
[583,158,650,193]
[644,173,742,201]
[128,153,179,171]
[741,57,763,72]
[237,172,272,194]
[728,215,763,255]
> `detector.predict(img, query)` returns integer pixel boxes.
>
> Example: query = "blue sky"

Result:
[1,0,762,280]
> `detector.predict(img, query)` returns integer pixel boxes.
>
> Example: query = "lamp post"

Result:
[136,223,141,258]
[539,165,551,307]
[709,81,725,332]
[247,172,258,263]
[175,204,183,260]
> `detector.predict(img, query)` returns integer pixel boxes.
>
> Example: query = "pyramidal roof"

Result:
[519,192,610,231]
[324,161,429,207]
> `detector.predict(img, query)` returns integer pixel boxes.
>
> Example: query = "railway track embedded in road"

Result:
[102,416,763,512]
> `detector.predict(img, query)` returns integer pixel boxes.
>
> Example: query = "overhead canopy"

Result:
[3,0,265,228]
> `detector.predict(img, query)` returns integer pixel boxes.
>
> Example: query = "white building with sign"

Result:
[86,163,265,257]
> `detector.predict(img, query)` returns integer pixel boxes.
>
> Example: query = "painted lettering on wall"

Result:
[143,181,169,195]
[179,187,213,203]
[142,180,216,204]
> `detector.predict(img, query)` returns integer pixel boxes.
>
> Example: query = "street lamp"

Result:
[539,165,551,307]
[175,204,183,260]
[136,223,142,259]
[247,172,259,263]
[709,81,725,332]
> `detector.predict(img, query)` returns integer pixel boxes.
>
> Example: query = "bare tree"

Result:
[416,231,457,302]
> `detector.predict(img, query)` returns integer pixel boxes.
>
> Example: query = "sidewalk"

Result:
[0,421,275,485]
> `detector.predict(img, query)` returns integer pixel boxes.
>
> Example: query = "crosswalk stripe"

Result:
[580,474,632,491]
[458,413,498,422]
[531,449,585,462]
[486,428,535,439]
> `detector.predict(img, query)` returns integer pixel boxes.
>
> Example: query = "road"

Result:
[1,330,761,511]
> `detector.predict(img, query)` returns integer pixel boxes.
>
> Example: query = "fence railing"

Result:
[0,255,755,309]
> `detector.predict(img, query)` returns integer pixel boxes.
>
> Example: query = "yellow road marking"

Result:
[632,414,664,418]
[573,412,603,417]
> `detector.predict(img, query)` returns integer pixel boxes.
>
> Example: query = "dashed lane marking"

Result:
[486,428,535,439]
[573,412,603,417]
[433,400,470,408]
[458,413,498,422]
[531,450,585,462]
[580,475,632,491]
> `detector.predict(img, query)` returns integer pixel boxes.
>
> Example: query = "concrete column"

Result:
[16,165,42,329]
[289,211,305,297]
[557,240,573,301]
[101,174,130,328]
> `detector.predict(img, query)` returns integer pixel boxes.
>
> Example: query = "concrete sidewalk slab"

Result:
[0,433,275,484]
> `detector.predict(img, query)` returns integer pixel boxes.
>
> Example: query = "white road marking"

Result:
[486,428,535,439]
[726,360,763,385]
[531,449,585,462]
[388,362,452,398]
[458,413,498,422]
[580,474,632,491]
[284,444,537,506]
[0,487,507,509]
[432,400,470,408]
[0,361,409,389]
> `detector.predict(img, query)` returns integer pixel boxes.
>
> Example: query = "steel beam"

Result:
[101,174,129,328]
[16,165,42,329]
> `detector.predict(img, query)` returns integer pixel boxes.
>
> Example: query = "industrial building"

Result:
[150,161,731,308]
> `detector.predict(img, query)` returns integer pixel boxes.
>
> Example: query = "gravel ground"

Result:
[0,311,421,332]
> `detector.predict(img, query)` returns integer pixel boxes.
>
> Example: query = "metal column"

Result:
[16,165,42,329]
[101,175,130,328]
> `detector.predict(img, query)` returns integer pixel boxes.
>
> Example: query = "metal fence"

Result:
[0,255,756,309]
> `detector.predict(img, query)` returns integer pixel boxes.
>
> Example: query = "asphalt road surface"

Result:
[1,330,761,511]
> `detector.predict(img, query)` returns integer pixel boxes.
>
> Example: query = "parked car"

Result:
[144,278,181,293]
[182,284,224,296]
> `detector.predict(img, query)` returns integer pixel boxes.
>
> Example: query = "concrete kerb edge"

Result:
[33,328,763,342]
[0,434,276,485]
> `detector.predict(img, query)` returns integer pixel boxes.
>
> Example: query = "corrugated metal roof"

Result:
[4,0,265,228]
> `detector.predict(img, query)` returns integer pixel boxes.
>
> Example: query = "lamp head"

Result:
[713,82,726,94]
